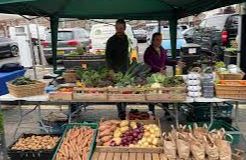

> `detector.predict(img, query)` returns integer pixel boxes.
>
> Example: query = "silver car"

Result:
[42,28,90,64]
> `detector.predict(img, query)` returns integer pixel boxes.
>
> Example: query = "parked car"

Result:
[42,28,90,64]
[192,14,239,60]
[147,27,186,58]
[0,37,19,57]
[133,29,147,42]
[89,23,138,60]
[182,27,196,43]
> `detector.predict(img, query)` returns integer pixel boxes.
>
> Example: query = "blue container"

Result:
[0,70,26,95]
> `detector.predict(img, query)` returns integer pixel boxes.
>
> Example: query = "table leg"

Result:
[13,101,23,139]
[209,102,214,128]
[174,103,179,128]
[235,101,239,128]
[37,104,49,133]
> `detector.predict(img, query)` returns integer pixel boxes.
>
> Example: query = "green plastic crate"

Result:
[188,120,240,145]
[52,122,98,160]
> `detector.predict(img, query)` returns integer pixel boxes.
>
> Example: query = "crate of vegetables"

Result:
[7,134,60,160]
[7,77,46,97]
[52,123,98,160]
[107,87,146,102]
[216,80,246,100]
[73,87,108,101]
[96,119,163,153]
[49,87,73,101]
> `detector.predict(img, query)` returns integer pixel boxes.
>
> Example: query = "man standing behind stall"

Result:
[106,19,130,119]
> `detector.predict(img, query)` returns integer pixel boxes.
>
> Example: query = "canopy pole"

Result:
[158,20,161,32]
[50,16,59,73]
[240,3,246,79]
[169,17,178,75]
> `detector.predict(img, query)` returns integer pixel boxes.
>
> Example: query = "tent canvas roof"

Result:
[0,0,245,20]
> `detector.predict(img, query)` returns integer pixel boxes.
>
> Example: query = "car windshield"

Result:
[206,16,228,30]
[134,30,146,35]
[91,25,134,39]
[46,31,73,41]
[161,29,183,40]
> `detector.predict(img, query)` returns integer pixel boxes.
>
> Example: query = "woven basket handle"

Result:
[190,67,202,73]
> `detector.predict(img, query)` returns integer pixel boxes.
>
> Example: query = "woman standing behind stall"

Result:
[144,32,184,114]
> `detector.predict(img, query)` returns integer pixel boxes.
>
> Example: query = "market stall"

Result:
[0,0,246,160]
[0,63,245,159]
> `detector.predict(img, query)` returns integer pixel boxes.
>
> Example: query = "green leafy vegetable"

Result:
[12,77,35,86]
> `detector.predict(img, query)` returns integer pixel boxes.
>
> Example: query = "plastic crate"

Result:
[52,122,98,160]
[186,102,233,122]
[7,134,60,160]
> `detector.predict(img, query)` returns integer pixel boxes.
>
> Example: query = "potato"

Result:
[120,120,129,127]
[100,135,112,143]
[109,125,117,132]
[99,129,112,138]
[99,125,110,132]
[120,126,129,133]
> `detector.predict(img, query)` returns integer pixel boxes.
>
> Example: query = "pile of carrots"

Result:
[55,126,94,160]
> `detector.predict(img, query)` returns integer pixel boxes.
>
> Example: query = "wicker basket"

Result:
[7,81,46,97]
[217,72,244,80]
[216,81,246,100]
[63,71,77,83]
[73,87,108,101]
[107,87,146,102]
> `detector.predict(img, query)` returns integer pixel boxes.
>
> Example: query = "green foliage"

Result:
[215,61,226,69]
[12,77,35,86]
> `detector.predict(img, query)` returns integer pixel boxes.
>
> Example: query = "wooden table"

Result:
[92,152,167,160]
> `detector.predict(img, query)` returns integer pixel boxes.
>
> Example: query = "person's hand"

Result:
[177,61,186,68]
[160,68,166,74]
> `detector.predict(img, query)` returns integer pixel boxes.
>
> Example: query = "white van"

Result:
[89,23,138,56]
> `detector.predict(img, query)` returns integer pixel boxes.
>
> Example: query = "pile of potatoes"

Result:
[11,135,60,150]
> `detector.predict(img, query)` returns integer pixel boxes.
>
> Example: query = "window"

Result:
[0,37,10,42]
[199,20,206,28]
[46,31,74,41]
[227,15,239,29]
[205,16,227,30]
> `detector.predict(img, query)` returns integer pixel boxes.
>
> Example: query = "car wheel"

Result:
[212,45,223,61]
[10,46,19,57]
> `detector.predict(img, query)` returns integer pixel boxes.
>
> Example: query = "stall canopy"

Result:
[0,0,245,71]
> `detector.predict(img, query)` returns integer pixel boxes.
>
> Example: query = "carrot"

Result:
[82,149,87,160]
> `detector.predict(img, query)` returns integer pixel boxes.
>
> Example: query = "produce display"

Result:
[162,124,233,160]
[12,77,36,86]
[216,62,243,75]
[76,63,151,88]
[54,126,94,160]
[128,109,154,120]
[98,120,162,148]
[11,135,60,150]
[147,73,184,88]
